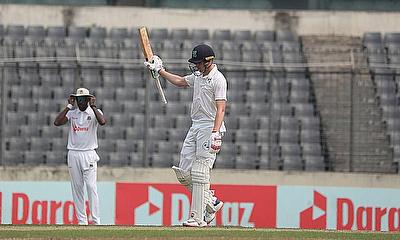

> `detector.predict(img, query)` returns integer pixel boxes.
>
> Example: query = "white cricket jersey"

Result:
[66,106,103,151]
[184,65,227,131]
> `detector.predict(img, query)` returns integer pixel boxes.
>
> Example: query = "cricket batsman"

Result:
[144,44,227,227]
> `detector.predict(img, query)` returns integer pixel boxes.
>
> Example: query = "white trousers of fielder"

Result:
[67,150,100,225]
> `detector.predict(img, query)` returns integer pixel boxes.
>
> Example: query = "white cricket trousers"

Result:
[67,150,100,225]
[179,122,216,171]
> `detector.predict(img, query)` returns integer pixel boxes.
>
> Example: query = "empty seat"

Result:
[132,114,145,128]
[115,139,135,153]
[279,129,299,144]
[237,116,258,129]
[26,25,45,37]
[39,62,61,87]
[51,138,67,151]
[24,151,45,165]
[47,26,66,38]
[111,113,132,127]
[148,128,168,141]
[9,85,31,99]
[257,129,270,143]
[56,45,76,58]
[151,153,173,167]
[293,103,315,117]
[27,112,48,127]
[289,90,309,103]
[235,129,257,143]
[384,32,400,45]
[247,77,268,90]
[271,103,293,117]
[123,100,144,114]
[37,99,59,113]
[7,112,27,125]
[237,143,259,169]
[16,100,37,112]
[171,28,189,39]
[280,116,299,131]
[300,130,321,143]
[302,143,323,157]
[109,152,130,166]
[68,26,87,39]
[299,116,321,130]
[174,115,191,129]
[304,156,325,171]
[363,32,382,44]
[258,117,271,130]
[3,150,24,165]
[254,30,274,42]
[149,28,168,39]
[245,90,267,103]
[125,127,145,140]
[89,26,106,39]
[276,30,298,42]
[7,25,25,37]
[30,137,51,151]
[101,100,123,113]
[130,152,144,167]
[165,102,187,115]
[41,126,63,138]
[2,125,17,137]
[233,30,252,41]
[109,27,128,39]
[151,115,173,129]
[169,129,188,141]
[45,151,67,165]
[249,103,269,116]
[192,29,209,40]
[222,50,241,62]
[213,29,231,41]
[6,137,29,151]
[280,143,301,157]
[282,155,303,170]
[20,125,41,137]
[146,101,165,115]
[104,127,125,139]
[15,45,35,58]
[235,156,256,169]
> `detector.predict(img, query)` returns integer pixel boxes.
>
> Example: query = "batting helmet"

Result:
[188,44,215,64]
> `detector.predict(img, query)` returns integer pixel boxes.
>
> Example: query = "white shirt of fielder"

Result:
[184,64,227,132]
[66,106,103,152]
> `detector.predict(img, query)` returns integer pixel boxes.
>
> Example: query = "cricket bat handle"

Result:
[154,76,168,104]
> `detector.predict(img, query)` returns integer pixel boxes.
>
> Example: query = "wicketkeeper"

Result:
[144,44,227,227]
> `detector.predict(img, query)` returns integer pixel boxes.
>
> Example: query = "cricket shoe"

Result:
[204,199,224,224]
[182,217,207,227]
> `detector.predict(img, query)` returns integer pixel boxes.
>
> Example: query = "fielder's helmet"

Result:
[188,44,215,64]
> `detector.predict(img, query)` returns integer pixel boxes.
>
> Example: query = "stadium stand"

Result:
[0,24,397,174]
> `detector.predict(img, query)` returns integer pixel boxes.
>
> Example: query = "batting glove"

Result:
[209,131,222,154]
[144,55,164,78]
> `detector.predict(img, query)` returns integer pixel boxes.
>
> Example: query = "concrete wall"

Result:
[2,166,400,189]
[0,4,399,36]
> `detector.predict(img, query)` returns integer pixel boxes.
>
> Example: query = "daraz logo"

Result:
[134,186,163,225]
[300,191,327,229]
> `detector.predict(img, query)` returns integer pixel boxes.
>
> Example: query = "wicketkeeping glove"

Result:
[208,131,222,154]
[144,55,164,78]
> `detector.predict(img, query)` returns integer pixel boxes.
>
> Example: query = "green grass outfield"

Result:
[0,226,400,240]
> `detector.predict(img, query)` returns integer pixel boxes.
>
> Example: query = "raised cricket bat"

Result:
[138,26,168,104]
